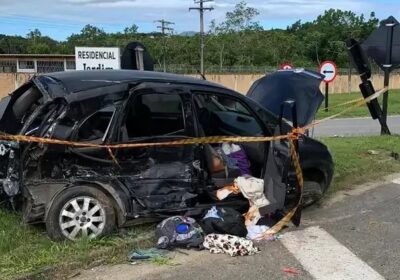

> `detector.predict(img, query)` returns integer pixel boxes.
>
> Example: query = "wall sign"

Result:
[75,47,121,70]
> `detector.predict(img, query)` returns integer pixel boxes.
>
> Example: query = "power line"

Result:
[155,19,175,36]
[189,0,214,76]
[155,19,174,72]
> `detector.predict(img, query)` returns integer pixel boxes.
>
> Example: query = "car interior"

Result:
[123,93,185,139]
[193,93,267,183]
[68,90,268,198]
[77,105,115,144]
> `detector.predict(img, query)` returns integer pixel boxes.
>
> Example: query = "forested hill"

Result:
[0,3,379,69]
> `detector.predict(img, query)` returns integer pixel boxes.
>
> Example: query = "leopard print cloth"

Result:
[203,234,260,257]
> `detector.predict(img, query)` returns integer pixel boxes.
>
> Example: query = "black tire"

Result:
[46,186,115,241]
[302,181,324,207]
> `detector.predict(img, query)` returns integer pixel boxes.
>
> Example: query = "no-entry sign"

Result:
[279,63,294,70]
[319,61,337,83]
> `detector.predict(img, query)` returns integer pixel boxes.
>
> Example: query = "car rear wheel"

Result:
[302,181,324,207]
[46,186,115,241]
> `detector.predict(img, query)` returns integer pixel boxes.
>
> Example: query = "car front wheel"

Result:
[46,186,115,241]
[302,180,324,207]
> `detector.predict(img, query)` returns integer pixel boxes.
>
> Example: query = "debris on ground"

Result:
[127,248,169,261]
[390,152,399,161]
[282,266,300,276]
[263,233,283,241]
[246,224,270,240]
[201,206,247,237]
[368,150,379,155]
[203,234,260,257]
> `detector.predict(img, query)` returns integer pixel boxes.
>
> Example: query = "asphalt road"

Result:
[75,174,400,280]
[312,115,400,137]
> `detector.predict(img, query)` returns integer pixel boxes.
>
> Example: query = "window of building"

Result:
[65,60,76,71]
[0,60,17,73]
[37,60,64,73]
[17,60,35,73]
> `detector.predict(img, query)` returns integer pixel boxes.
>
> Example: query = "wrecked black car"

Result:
[0,69,333,241]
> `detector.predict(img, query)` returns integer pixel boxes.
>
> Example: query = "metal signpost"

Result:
[319,61,338,112]
[362,16,399,135]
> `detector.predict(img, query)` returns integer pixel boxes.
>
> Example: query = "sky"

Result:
[0,0,399,41]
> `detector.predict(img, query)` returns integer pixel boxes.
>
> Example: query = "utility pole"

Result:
[189,0,214,76]
[381,20,396,135]
[155,19,174,72]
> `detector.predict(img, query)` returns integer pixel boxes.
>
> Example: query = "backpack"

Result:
[155,216,204,250]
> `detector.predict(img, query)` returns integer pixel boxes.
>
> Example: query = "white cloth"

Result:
[246,224,270,240]
[234,176,270,208]
[222,143,242,155]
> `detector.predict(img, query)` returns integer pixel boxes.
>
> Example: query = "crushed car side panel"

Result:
[0,141,21,209]
[18,82,204,225]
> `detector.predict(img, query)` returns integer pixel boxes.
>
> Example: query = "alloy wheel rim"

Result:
[59,196,106,240]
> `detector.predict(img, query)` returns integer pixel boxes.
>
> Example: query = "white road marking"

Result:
[392,177,400,185]
[281,226,385,280]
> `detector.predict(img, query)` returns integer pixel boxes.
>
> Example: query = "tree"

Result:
[27,42,50,54]
[211,1,262,33]
[208,1,263,69]
[67,24,107,47]
[292,9,379,65]
[0,8,383,69]
[26,29,42,40]
[78,24,106,41]
[124,24,139,35]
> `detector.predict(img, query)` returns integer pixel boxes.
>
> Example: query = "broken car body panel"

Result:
[0,70,333,233]
[247,69,325,127]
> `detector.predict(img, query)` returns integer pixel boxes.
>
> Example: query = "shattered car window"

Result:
[212,96,251,116]
[195,93,263,137]
[22,102,59,136]
[125,93,185,138]
[77,105,115,143]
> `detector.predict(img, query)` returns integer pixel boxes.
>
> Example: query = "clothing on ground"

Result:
[200,206,247,237]
[246,224,270,240]
[203,234,260,257]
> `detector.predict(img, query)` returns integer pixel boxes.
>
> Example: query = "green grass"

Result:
[1,136,400,279]
[320,135,400,194]
[0,213,154,280]
[316,89,400,119]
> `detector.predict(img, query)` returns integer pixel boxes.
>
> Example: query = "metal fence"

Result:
[36,61,65,73]
[0,60,17,72]
[0,58,75,73]
[1,57,398,75]
[155,64,398,75]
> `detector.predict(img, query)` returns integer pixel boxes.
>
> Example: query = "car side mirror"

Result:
[279,99,298,135]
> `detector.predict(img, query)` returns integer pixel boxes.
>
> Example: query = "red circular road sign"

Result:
[319,61,338,83]
[279,63,294,70]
